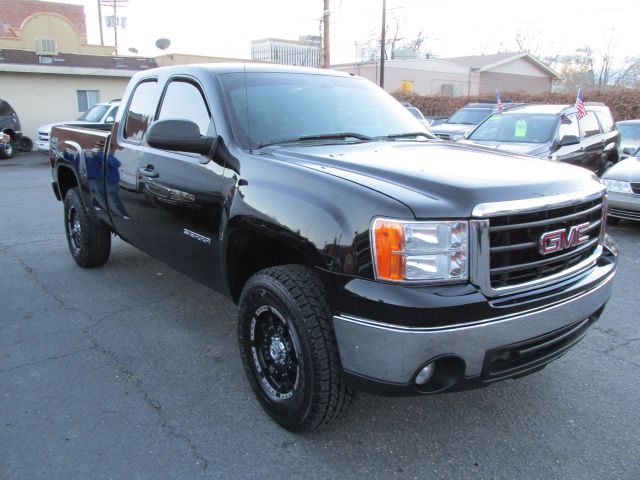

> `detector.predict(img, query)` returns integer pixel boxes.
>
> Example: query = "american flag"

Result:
[496,90,503,113]
[575,88,587,120]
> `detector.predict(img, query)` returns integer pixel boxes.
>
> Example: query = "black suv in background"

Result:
[461,103,619,175]
[430,102,521,141]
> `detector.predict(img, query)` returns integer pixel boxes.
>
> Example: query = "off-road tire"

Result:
[238,265,357,432]
[64,187,111,267]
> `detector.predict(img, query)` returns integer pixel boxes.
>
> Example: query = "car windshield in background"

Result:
[447,108,492,125]
[616,124,640,140]
[469,113,557,143]
[218,72,427,149]
[78,104,109,122]
[407,107,422,119]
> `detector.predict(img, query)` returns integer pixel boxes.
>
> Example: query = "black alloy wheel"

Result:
[250,304,301,401]
[238,265,356,432]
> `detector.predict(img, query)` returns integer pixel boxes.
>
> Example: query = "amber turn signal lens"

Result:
[373,220,405,280]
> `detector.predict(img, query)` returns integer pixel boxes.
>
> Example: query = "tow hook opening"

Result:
[414,356,465,393]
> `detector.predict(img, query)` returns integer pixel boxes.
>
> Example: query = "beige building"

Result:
[440,52,561,95]
[0,0,156,142]
[333,58,481,96]
[333,52,560,96]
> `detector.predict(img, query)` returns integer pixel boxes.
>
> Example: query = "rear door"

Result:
[134,76,232,289]
[578,111,605,173]
[107,78,160,247]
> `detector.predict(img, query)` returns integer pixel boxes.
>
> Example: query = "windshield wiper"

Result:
[377,132,432,140]
[256,132,372,148]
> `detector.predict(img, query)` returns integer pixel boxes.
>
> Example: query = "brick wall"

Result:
[0,0,86,38]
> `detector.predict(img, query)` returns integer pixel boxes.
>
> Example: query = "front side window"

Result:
[468,113,557,143]
[556,113,579,141]
[218,72,427,149]
[123,80,158,143]
[158,80,212,136]
[580,112,601,138]
[77,90,100,113]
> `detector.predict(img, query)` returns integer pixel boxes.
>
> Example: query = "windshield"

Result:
[218,72,429,149]
[616,123,640,141]
[78,104,110,122]
[468,113,558,143]
[406,107,422,120]
[447,108,493,125]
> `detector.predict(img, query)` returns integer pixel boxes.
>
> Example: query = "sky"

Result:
[55,0,639,66]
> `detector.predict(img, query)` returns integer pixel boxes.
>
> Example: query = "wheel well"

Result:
[226,230,315,303]
[2,129,16,140]
[57,166,78,201]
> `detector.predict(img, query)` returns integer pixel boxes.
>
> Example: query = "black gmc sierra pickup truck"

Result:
[50,64,617,432]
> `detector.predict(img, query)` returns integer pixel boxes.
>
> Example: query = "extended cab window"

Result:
[158,80,213,135]
[124,80,158,143]
[580,112,601,138]
[557,113,579,141]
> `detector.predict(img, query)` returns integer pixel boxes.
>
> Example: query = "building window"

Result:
[77,90,100,113]
[35,37,58,55]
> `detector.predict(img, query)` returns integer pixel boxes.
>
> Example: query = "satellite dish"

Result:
[128,47,138,54]
[155,38,171,51]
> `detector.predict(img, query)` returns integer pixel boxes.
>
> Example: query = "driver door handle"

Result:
[138,166,159,178]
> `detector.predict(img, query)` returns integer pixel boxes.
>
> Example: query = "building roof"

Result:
[0,48,157,71]
[440,52,561,79]
[0,0,87,38]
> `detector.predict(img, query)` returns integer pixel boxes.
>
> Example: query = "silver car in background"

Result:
[602,148,640,223]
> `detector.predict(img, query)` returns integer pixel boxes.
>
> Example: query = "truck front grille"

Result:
[470,188,606,296]
[488,197,603,289]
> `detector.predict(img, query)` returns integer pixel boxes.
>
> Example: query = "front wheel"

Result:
[64,188,111,267]
[238,265,356,432]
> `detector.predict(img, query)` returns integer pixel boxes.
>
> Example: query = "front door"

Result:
[134,78,233,289]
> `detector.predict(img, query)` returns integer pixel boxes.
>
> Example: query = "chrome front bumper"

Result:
[332,261,615,386]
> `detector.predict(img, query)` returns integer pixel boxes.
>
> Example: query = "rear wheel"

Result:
[238,265,356,432]
[0,138,14,159]
[64,188,111,267]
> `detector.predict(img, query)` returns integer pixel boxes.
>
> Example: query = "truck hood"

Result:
[459,140,550,156]
[430,123,476,136]
[268,141,601,218]
[602,157,640,182]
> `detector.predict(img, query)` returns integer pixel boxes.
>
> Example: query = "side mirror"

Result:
[105,116,114,124]
[622,146,635,155]
[557,134,580,147]
[147,119,216,156]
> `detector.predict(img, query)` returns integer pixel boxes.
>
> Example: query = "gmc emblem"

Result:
[539,222,590,255]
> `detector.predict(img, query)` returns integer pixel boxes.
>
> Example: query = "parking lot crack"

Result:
[85,329,210,477]
[2,249,96,323]
[0,346,96,374]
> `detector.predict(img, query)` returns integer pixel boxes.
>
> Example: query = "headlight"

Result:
[371,218,468,283]
[602,179,633,194]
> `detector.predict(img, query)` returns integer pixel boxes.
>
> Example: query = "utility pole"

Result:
[97,0,104,45]
[113,0,118,54]
[323,0,330,68]
[380,0,386,87]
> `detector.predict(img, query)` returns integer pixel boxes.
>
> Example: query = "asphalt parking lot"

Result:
[1,152,639,480]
